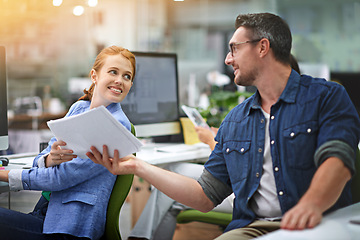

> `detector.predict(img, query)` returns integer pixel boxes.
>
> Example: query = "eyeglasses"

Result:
[229,39,261,57]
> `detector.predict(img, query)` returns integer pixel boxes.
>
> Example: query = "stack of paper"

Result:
[47,105,143,159]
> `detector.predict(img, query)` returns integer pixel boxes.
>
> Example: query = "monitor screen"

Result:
[331,72,360,117]
[0,46,9,151]
[121,52,181,138]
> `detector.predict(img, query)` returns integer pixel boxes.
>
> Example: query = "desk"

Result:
[8,112,66,130]
[0,152,38,208]
[1,152,38,192]
[256,202,360,240]
[137,142,211,165]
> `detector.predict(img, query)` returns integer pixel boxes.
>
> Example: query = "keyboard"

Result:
[155,143,203,153]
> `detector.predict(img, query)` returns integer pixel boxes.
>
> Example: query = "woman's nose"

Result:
[114,76,123,85]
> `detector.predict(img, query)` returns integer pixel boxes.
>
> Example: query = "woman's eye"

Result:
[109,70,117,75]
[124,74,131,80]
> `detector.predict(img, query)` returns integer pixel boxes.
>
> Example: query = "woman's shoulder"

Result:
[66,100,90,116]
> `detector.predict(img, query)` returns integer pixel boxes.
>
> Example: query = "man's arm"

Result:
[280,157,351,230]
[87,145,215,212]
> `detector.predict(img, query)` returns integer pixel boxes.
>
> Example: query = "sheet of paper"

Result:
[47,105,143,159]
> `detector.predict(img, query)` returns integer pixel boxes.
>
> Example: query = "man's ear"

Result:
[259,38,270,58]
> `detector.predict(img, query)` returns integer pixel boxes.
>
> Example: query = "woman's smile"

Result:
[109,86,123,94]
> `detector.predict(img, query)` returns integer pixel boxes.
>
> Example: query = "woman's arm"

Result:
[195,126,218,151]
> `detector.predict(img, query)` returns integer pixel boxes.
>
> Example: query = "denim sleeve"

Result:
[314,140,356,176]
[198,168,233,206]
[317,83,360,153]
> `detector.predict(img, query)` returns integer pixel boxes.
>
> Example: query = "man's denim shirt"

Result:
[203,70,360,232]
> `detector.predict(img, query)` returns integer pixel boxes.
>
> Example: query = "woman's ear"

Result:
[90,69,97,84]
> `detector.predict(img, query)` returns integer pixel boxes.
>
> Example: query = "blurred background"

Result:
[1,0,360,153]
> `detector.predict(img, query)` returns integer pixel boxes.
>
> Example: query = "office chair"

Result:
[102,124,136,240]
[177,147,360,229]
[102,173,134,240]
[176,209,232,227]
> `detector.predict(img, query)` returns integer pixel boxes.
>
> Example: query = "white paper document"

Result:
[47,105,143,159]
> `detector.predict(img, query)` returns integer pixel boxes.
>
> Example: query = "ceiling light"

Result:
[53,0,62,6]
[88,0,98,7]
[73,6,85,16]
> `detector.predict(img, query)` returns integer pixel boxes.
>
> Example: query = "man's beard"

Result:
[234,67,258,87]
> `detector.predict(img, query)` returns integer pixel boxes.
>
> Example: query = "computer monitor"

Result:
[0,46,9,151]
[331,72,360,117]
[121,52,181,139]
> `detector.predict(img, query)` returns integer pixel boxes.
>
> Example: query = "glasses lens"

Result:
[229,43,234,56]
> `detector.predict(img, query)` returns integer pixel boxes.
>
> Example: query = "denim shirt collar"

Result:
[248,69,300,115]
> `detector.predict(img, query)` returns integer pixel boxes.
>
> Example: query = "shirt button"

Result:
[271,116,275,120]
[290,132,295,137]
[240,148,245,152]
[226,148,230,153]
[258,148,262,153]
[307,128,312,133]
[274,167,279,172]
[271,140,275,145]
[256,172,260,177]
[279,191,284,196]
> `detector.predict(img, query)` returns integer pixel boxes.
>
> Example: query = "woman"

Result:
[0,45,136,240]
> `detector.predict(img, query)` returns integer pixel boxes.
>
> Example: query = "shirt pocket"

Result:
[223,140,251,183]
[62,191,98,206]
[283,120,318,169]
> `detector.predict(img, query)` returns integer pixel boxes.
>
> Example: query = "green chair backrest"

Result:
[102,123,136,240]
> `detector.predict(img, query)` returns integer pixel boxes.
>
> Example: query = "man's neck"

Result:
[257,64,292,114]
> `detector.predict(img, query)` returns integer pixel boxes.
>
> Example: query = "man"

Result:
[88,13,360,239]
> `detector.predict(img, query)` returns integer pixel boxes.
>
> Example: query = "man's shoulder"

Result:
[299,75,344,96]
[300,74,341,88]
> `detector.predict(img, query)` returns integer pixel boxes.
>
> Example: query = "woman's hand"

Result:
[46,140,77,167]
[195,126,218,150]
[86,145,137,175]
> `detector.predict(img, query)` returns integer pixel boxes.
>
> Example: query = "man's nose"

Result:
[224,52,233,65]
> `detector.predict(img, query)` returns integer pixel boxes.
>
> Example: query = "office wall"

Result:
[279,0,360,72]
[1,0,359,110]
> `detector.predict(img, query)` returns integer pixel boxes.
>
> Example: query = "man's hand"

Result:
[86,145,136,175]
[280,201,322,230]
[281,157,351,230]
